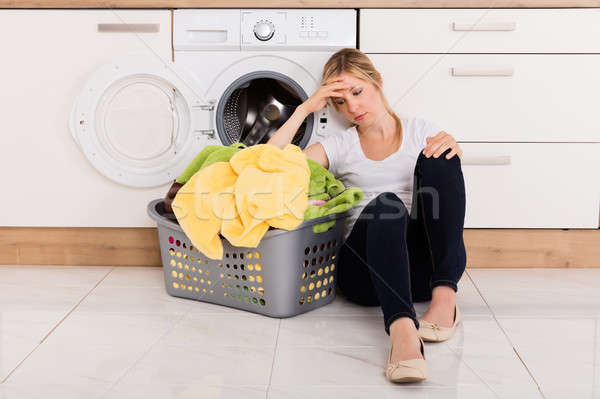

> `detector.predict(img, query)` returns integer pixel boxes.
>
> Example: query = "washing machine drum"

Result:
[221,78,306,147]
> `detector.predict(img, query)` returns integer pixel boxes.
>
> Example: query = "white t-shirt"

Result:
[319,117,442,242]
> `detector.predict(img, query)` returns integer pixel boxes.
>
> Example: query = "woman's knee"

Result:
[417,148,463,182]
[362,192,410,221]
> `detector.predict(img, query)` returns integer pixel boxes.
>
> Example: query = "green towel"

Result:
[306,159,345,198]
[308,192,331,201]
[176,142,247,184]
[304,187,363,233]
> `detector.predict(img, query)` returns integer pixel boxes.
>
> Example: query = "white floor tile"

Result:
[0,311,61,382]
[270,345,484,388]
[469,269,600,318]
[268,385,499,399]
[117,345,275,386]
[278,315,387,348]
[498,318,597,398]
[0,265,111,287]
[2,265,597,399]
[76,285,193,315]
[160,313,280,347]
[0,280,99,381]
[99,266,166,288]
[4,340,151,385]
[103,384,267,399]
[0,383,109,399]
[39,311,183,347]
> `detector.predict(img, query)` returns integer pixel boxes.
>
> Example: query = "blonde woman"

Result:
[267,48,466,383]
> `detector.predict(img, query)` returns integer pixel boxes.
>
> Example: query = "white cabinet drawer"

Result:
[360,9,600,53]
[369,54,600,143]
[461,143,599,228]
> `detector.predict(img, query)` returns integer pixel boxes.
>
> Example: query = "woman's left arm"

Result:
[422,131,463,161]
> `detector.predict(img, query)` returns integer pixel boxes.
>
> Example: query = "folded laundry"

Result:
[172,144,310,260]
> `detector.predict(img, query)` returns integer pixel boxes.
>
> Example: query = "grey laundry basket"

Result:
[147,199,351,318]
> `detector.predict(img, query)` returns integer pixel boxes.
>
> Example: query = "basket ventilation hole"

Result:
[168,236,174,244]
[176,240,181,247]
[304,247,310,255]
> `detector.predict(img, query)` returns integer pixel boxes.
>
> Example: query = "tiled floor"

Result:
[0,266,598,399]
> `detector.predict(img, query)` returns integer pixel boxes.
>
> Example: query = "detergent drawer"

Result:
[460,142,599,228]
[368,54,600,143]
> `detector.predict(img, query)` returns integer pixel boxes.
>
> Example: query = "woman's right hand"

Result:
[300,78,353,115]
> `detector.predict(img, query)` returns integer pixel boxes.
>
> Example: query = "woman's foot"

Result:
[388,317,423,363]
[420,286,456,328]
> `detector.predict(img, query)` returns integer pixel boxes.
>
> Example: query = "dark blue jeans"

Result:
[336,148,467,335]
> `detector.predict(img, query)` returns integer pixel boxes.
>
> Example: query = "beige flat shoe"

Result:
[418,304,461,342]
[385,336,427,383]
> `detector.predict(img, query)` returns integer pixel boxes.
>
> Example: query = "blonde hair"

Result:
[321,48,402,140]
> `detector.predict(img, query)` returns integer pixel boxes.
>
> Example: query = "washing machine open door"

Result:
[70,54,213,188]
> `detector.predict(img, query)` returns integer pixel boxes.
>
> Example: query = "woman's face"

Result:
[329,71,385,127]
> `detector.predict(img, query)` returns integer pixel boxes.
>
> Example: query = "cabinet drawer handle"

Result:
[97,23,160,33]
[451,67,514,77]
[452,22,516,31]
[462,155,511,165]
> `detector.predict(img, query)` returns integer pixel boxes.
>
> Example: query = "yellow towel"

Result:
[172,144,310,260]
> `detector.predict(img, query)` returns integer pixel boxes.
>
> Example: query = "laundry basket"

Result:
[147,198,351,318]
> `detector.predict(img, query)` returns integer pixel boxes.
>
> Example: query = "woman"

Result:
[267,48,466,383]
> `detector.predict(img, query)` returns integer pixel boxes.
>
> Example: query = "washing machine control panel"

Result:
[238,10,356,50]
[253,20,276,41]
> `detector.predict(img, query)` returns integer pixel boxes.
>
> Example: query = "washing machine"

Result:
[69,8,356,226]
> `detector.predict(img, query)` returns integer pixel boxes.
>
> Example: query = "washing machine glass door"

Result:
[70,54,209,188]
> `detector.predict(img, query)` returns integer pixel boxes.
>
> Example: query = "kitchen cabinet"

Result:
[360,8,600,228]
[0,10,171,227]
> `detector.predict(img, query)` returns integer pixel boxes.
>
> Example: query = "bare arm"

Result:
[303,142,329,170]
[267,78,351,169]
[266,104,310,150]
[265,106,330,169]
